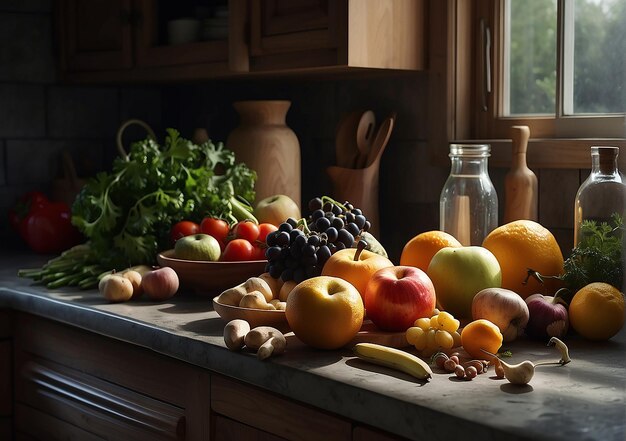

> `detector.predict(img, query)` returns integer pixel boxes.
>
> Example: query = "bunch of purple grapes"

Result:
[264,197,371,283]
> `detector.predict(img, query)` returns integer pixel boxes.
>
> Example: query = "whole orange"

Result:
[285,276,364,350]
[321,247,393,298]
[400,230,462,272]
[569,282,625,341]
[460,319,503,359]
[482,220,564,299]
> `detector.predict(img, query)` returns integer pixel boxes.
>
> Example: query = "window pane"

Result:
[572,0,626,114]
[506,0,557,115]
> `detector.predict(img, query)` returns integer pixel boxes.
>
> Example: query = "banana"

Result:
[353,342,433,381]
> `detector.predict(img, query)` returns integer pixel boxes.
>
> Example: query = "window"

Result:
[475,0,625,140]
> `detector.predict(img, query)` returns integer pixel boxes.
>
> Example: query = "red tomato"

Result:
[251,245,267,261]
[200,217,229,244]
[170,220,200,245]
[221,239,254,261]
[233,220,260,243]
[257,223,278,243]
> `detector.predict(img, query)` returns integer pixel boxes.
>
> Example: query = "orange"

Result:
[569,282,625,341]
[482,220,564,299]
[400,231,462,272]
[460,319,503,359]
[285,276,364,350]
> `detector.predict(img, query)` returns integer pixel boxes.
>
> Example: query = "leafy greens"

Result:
[71,129,256,269]
[562,213,624,295]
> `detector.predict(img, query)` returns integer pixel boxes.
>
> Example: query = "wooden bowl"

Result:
[212,297,290,332]
[157,249,267,296]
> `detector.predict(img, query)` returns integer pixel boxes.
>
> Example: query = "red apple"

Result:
[364,266,436,332]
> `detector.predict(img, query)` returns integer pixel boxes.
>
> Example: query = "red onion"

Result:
[525,293,569,340]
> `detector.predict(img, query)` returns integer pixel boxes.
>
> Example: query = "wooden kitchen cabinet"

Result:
[211,375,352,441]
[58,0,238,83]
[13,313,210,440]
[8,312,409,441]
[249,0,425,72]
[57,0,424,83]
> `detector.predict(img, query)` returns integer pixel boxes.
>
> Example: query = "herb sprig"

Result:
[562,213,623,296]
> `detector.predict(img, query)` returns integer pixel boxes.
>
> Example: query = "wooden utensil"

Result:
[355,110,376,168]
[52,150,87,206]
[327,113,396,237]
[335,110,363,168]
[504,125,538,222]
[366,113,395,167]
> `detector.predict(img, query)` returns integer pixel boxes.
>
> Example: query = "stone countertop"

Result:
[1,253,625,441]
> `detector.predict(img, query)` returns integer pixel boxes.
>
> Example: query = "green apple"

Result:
[254,194,301,226]
[174,233,221,261]
[426,246,501,320]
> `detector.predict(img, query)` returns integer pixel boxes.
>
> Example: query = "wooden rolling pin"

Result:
[504,125,538,223]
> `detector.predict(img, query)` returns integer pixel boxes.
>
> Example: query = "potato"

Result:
[217,285,247,306]
[242,277,273,302]
[239,291,275,310]
[223,319,251,351]
[269,299,287,311]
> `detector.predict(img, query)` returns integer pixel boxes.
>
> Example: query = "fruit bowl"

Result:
[212,296,290,332]
[157,249,267,296]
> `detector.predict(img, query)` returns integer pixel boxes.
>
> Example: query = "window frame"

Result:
[468,0,625,168]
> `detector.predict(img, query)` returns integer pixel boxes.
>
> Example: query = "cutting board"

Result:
[347,320,410,348]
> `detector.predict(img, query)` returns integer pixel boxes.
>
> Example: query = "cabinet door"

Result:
[59,0,133,71]
[133,0,229,69]
[250,0,346,70]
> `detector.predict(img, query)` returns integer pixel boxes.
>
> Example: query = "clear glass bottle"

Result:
[440,144,498,246]
[574,146,626,246]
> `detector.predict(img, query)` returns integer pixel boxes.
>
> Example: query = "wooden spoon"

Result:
[355,110,376,168]
[335,111,363,168]
[366,113,395,167]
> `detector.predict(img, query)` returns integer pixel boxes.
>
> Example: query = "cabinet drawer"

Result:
[214,414,287,441]
[15,353,186,440]
[211,375,351,441]
[13,313,210,441]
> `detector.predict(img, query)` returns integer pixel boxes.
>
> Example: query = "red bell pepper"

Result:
[9,192,82,254]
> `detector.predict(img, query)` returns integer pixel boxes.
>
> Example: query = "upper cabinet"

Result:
[250,0,424,72]
[57,0,425,83]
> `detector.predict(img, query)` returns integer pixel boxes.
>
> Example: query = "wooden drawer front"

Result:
[15,355,185,441]
[214,414,287,441]
[15,313,187,406]
[211,375,351,441]
[353,425,407,441]
[14,313,211,441]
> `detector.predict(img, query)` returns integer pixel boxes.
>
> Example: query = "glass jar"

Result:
[440,144,498,246]
[574,146,626,246]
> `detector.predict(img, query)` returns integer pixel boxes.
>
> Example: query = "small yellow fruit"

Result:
[569,282,625,341]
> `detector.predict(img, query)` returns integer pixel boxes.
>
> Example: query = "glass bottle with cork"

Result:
[574,146,625,246]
